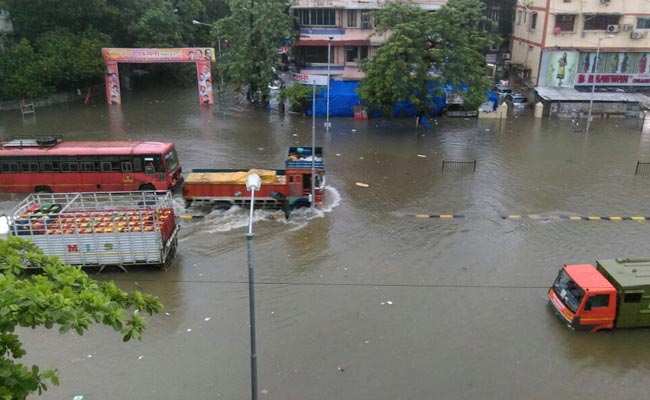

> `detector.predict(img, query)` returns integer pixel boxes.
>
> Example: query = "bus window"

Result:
[41,162,53,172]
[144,158,155,175]
[100,161,112,172]
[1,163,19,173]
[81,162,95,172]
[21,162,39,172]
[121,161,133,172]
[61,162,79,172]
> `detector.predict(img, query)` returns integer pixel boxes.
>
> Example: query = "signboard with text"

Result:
[102,47,215,105]
[292,73,329,86]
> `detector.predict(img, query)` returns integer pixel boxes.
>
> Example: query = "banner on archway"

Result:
[102,48,216,105]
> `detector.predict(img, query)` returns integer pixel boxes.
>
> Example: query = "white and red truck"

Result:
[4,191,179,270]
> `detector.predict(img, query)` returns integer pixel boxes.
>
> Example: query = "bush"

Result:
[279,84,314,114]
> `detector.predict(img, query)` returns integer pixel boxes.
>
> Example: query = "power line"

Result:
[110,277,549,290]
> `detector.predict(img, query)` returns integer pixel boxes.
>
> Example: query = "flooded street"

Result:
[2,87,650,399]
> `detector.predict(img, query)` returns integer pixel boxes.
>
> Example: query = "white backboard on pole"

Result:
[292,73,328,86]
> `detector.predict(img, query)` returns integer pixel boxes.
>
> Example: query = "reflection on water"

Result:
[4,86,650,399]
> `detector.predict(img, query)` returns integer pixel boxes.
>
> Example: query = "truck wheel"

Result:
[139,184,156,191]
[292,200,310,209]
[213,201,232,211]
[34,185,53,193]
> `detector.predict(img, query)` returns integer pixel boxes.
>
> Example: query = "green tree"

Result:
[216,0,293,104]
[358,0,496,117]
[0,237,163,400]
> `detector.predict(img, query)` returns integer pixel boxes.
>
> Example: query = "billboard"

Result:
[540,51,579,88]
[574,51,650,86]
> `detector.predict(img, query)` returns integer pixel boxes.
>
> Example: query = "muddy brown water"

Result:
[2,86,650,399]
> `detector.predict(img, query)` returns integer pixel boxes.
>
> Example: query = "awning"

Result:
[536,86,650,103]
[295,40,371,46]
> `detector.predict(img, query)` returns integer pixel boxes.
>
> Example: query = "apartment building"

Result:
[511,0,650,115]
[291,0,448,80]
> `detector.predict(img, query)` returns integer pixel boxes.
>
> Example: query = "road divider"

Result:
[500,215,650,221]
[413,214,464,219]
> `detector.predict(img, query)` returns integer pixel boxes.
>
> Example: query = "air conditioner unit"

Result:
[607,24,620,33]
[630,31,647,39]
[623,24,634,31]
[600,0,610,4]
[502,53,511,60]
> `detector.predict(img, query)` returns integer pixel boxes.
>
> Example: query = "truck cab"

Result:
[548,264,617,332]
[285,147,325,207]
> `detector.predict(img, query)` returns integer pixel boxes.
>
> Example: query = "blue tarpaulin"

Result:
[307,81,448,118]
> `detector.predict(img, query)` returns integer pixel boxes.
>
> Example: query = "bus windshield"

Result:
[165,149,180,172]
[553,269,585,313]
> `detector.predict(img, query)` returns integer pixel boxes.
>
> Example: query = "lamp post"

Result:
[192,19,224,91]
[325,36,333,131]
[245,173,261,400]
[586,35,613,134]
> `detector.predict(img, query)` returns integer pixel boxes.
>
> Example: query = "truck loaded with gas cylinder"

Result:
[182,147,325,217]
[548,258,650,331]
[3,191,179,270]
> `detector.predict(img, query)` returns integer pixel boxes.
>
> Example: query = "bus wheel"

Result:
[139,184,156,191]
[34,185,52,193]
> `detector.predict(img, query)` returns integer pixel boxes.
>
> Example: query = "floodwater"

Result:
[2,87,650,399]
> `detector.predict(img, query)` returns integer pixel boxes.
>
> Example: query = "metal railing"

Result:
[442,160,476,172]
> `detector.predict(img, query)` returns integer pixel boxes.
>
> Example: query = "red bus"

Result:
[0,136,183,193]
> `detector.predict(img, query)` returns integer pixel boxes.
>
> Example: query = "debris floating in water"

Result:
[417,154,427,158]
[355,182,369,188]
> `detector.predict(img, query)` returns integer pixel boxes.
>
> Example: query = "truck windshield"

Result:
[553,270,585,313]
[164,149,179,172]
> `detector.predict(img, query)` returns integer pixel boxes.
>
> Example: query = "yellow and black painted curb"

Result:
[412,214,464,219]
[500,215,650,221]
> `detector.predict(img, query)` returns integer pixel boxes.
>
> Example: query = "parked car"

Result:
[503,93,528,108]
[494,84,512,98]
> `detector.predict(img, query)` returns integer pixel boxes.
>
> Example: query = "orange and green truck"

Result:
[549,258,650,331]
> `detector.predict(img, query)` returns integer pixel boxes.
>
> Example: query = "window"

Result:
[121,161,133,172]
[637,17,650,29]
[296,9,335,26]
[346,46,368,62]
[347,10,357,27]
[81,162,96,172]
[555,14,576,32]
[61,162,79,172]
[302,46,329,63]
[21,162,39,172]
[490,6,501,24]
[624,292,643,303]
[517,10,522,25]
[1,162,18,173]
[41,162,53,172]
[100,161,113,172]
[530,12,537,30]
[587,294,610,308]
[361,11,372,29]
[584,14,620,30]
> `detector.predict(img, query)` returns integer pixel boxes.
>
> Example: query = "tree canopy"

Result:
[0,0,215,100]
[216,0,293,104]
[0,237,162,400]
[358,0,497,117]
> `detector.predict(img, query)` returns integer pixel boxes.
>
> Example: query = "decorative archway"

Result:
[102,47,216,105]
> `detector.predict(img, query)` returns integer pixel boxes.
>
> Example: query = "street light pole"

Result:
[586,35,612,134]
[325,36,333,131]
[245,173,262,400]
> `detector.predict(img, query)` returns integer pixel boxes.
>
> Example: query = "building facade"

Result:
[511,0,650,114]
[290,0,448,80]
